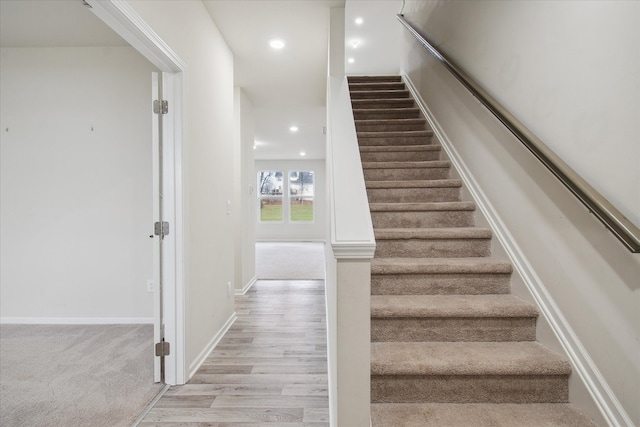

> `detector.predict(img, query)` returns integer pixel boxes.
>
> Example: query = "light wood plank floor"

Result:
[140,280,329,426]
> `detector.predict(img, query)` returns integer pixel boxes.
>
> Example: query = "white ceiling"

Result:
[0,0,348,160]
[0,0,127,47]
[203,0,344,160]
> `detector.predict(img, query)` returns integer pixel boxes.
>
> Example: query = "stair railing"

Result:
[397,14,640,253]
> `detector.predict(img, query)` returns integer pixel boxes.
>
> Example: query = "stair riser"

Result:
[361,151,441,162]
[348,76,401,83]
[358,135,433,146]
[374,238,491,258]
[356,122,427,132]
[371,211,474,229]
[364,168,449,181]
[354,110,420,120]
[367,187,460,203]
[371,318,536,342]
[371,403,598,427]
[350,91,411,99]
[371,375,569,403]
[352,99,416,109]
[350,83,405,91]
[371,273,512,296]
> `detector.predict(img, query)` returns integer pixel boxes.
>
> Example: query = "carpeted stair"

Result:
[348,75,597,426]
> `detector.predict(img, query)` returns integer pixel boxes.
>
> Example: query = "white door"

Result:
[151,71,166,383]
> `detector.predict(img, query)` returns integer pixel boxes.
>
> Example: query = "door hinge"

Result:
[154,221,170,237]
[155,341,170,357]
[153,99,168,115]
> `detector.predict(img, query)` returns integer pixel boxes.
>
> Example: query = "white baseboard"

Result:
[256,239,326,242]
[236,275,257,296]
[0,317,154,325]
[403,74,632,427]
[187,312,237,380]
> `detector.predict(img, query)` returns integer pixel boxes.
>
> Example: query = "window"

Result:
[289,170,314,222]
[257,169,315,223]
[258,171,283,222]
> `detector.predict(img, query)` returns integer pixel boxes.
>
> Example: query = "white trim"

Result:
[188,312,237,380]
[331,242,376,259]
[86,0,186,72]
[0,317,154,325]
[87,0,187,386]
[169,71,186,386]
[255,238,327,243]
[236,275,257,295]
[328,76,376,262]
[403,74,632,427]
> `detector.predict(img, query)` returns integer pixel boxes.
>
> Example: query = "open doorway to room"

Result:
[0,1,182,425]
[254,159,327,281]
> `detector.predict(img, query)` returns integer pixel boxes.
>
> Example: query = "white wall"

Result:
[344,0,402,76]
[126,0,237,374]
[403,0,639,227]
[401,1,640,425]
[0,46,156,322]
[234,88,256,292]
[255,159,326,242]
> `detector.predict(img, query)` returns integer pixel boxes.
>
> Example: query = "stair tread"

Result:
[360,145,440,152]
[366,179,461,189]
[371,257,513,274]
[353,106,419,112]
[348,75,401,83]
[369,201,475,212]
[371,341,571,376]
[350,82,405,90]
[352,98,414,104]
[356,118,426,125]
[375,227,491,239]
[363,160,449,169]
[358,130,433,137]
[371,294,538,318]
[350,89,410,95]
[371,403,597,427]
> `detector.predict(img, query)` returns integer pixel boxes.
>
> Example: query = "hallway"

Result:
[140,280,329,425]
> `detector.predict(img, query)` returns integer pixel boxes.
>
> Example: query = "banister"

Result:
[397,14,640,253]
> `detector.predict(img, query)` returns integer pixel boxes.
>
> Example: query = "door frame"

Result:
[88,0,186,385]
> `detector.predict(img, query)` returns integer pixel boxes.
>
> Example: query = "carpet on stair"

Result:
[348,75,597,426]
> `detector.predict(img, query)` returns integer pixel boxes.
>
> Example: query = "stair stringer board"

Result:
[402,73,630,427]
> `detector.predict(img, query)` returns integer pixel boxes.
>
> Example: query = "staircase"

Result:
[348,76,597,426]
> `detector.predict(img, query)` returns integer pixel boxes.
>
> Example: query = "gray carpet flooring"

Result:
[256,242,325,280]
[0,324,163,427]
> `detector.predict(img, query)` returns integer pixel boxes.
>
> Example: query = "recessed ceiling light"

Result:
[269,39,285,49]
[350,39,361,49]
[348,57,355,64]
[300,151,306,157]
[355,17,364,25]
[289,126,298,132]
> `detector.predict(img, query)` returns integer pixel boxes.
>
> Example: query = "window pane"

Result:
[289,171,314,196]
[289,171,314,222]
[258,171,283,222]
[258,171,283,196]
[291,199,313,222]
[260,197,283,222]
